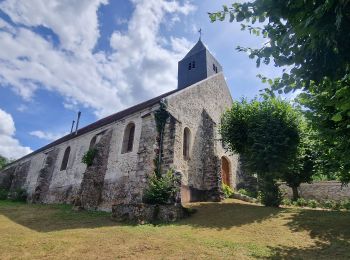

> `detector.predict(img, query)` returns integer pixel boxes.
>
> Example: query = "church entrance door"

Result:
[221,157,230,186]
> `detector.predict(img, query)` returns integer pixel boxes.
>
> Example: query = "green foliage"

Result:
[154,100,169,134]
[307,199,319,209]
[283,197,350,210]
[282,118,316,200]
[237,188,248,196]
[237,188,257,198]
[153,100,170,178]
[222,183,234,198]
[10,188,27,202]
[143,169,179,205]
[221,98,300,176]
[220,97,302,207]
[340,199,350,210]
[210,1,350,182]
[281,198,291,206]
[0,189,8,200]
[258,177,282,207]
[294,198,307,207]
[0,155,10,170]
[282,118,316,191]
[297,79,350,183]
[312,174,338,182]
[81,148,97,167]
[332,201,342,211]
[321,200,335,209]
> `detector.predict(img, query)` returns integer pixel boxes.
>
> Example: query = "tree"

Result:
[281,119,315,200]
[210,1,350,182]
[220,97,302,206]
[297,79,350,182]
[0,155,9,170]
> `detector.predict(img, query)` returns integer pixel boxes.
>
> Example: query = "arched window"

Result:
[122,122,135,153]
[60,146,70,171]
[89,135,97,149]
[183,127,191,160]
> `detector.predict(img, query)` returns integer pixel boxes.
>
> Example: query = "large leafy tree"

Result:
[220,97,307,206]
[210,1,350,182]
[282,119,315,200]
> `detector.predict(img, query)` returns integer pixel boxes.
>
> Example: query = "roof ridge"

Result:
[182,39,206,59]
[6,88,179,165]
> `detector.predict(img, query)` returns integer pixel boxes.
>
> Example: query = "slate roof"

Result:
[12,88,179,163]
[182,39,206,59]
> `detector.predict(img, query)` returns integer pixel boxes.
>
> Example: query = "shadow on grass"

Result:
[3,199,349,259]
[268,209,350,259]
[0,200,119,232]
[177,200,283,230]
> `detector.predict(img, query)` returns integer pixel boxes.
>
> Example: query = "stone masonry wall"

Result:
[9,161,31,192]
[99,111,158,210]
[160,115,177,174]
[280,181,350,201]
[77,130,113,210]
[199,110,221,201]
[166,73,239,202]
[0,165,16,190]
[32,148,60,203]
[0,104,155,210]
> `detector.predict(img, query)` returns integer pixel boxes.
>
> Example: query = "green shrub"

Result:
[281,198,292,206]
[238,188,248,196]
[256,191,263,203]
[0,188,9,200]
[259,179,282,207]
[222,183,234,198]
[11,188,27,202]
[307,199,318,208]
[340,199,350,210]
[143,169,179,205]
[332,201,342,210]
[322,200,335,209]
[237,188,257,198]
[82,148,97,167]
[295,198,307,207]
[237,188,257,197]
[237,189,249,196]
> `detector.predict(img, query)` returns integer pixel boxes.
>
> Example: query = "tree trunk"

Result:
[291,186,299,201]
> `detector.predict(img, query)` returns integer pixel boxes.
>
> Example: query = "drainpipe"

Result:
[75,111,81,135]
[157,128,164,176]
[70,120,75,134]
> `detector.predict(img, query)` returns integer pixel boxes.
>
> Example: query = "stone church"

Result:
[0,39,240,211]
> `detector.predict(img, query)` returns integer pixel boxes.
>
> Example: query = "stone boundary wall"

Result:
[280,181,350,201]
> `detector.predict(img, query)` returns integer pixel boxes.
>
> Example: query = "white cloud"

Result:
[0,0,196,118]
[17,104,28,112]
[0,0,108,52]
[30,130,67,141]
[0,108,32,159]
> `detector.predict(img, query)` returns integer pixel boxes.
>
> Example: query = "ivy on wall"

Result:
[153,100,170,177]
[81,148,97,167]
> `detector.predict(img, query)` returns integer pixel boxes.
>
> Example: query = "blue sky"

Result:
[0,0,283,159]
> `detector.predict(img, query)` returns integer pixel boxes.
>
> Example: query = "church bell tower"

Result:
[177,38,222,89]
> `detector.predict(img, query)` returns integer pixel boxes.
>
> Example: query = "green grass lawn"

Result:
[0,199,349,259]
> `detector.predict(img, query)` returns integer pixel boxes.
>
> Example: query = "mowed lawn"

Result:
[0,199,349,260]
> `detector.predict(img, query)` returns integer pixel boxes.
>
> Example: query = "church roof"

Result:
[182,39,206,59]
[11,88,179,164]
